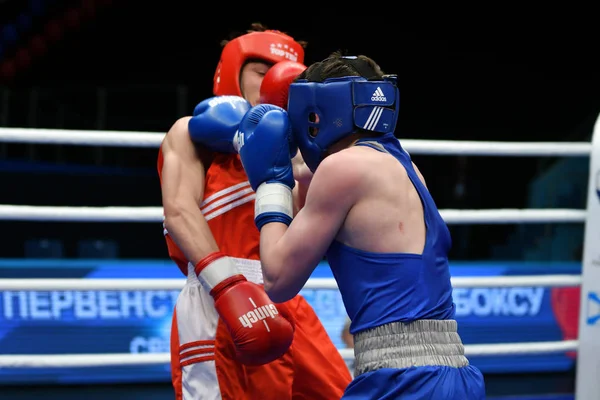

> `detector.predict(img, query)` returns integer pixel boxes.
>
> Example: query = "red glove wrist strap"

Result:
[210,275,247,300]
[194,251,226,276]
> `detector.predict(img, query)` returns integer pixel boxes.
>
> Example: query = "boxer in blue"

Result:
[235,52,486,399]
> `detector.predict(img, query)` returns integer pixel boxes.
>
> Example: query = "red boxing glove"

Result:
[195,252,294,365]
[259,61,307,110]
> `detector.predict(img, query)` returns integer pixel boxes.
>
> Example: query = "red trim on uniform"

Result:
[180,355,215,367]
[180,347,215,358]
[179,340,215,368]
[201,191,256,219]
[200,183,252,212]
[179,340,215,351]
[170,308,183,400]
[178,341,216,367]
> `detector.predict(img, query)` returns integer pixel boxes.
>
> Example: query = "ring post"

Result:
[576,111,600,400]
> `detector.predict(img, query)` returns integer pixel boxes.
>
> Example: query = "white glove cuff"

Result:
[196,255,240,290]
[254,182,294,222]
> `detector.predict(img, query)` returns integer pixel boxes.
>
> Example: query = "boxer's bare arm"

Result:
[260,153,359,302]
[161,117,219,265]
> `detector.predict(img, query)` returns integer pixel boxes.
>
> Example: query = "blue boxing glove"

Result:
[188,96,251,153]
[235,104,295,230]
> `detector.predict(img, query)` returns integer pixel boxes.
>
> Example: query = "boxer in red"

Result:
[158,22,352,399]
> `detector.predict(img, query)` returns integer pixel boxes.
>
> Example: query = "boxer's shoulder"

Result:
[162,116,193,150]
[161,116,214,168]
[314,149,370,183]
[307,152,368,205]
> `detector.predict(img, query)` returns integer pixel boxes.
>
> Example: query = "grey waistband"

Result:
[353,320,469,376]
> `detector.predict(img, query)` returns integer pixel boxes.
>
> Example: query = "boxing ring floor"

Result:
[0,114,598,399]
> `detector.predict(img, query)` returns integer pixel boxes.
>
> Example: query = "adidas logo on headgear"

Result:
[371,87,387,102]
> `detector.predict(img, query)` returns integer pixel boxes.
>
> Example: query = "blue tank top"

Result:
[326,133,455,335]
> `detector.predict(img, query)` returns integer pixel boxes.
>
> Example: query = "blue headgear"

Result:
[287,73,400,173]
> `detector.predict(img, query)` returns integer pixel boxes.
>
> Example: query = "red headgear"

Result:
[213,30,305,97]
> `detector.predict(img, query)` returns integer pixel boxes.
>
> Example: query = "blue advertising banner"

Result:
[0,259,581,385]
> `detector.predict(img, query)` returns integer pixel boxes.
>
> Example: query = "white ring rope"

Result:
[0,127,592,156]
[0,205,587,224]
[0,128,587,371]
[0,274,582,291]
[0,340,579,368]
[0,128,164,148]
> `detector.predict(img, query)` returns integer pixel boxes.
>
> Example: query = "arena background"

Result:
[0,1,599,399]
